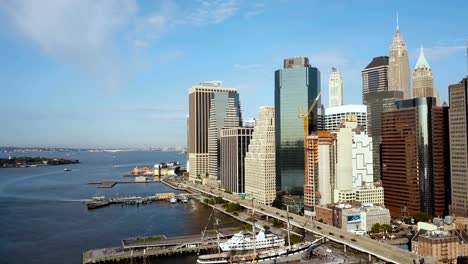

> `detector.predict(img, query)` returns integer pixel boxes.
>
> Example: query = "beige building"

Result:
[388,16,411,99]
[244,106,276,205]
[413,46,435,99]
[412,230,468,262]
[355,185,384,205]
[219,127,253,193]
[449,77,468,217]
[188,82,240,182]
[329,67,343,107]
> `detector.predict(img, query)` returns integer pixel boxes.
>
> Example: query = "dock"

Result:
[84,193,196,210]
[88,180,160,189]
[82,228,243,264]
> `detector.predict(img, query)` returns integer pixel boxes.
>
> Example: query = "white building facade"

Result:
[329,67,343,107]
[352,132,373,187]
[324,105,367,133]
[244,106,276,205]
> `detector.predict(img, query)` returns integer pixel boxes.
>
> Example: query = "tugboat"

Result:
[197,200,313,264]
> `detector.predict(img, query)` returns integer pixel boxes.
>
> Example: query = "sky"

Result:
[0,0,467,148]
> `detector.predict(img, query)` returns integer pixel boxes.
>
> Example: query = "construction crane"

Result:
[298,92,322,208]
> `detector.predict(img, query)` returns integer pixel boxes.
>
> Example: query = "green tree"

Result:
[371,223,381,234]
[412,212,432,223]
[272,219,283,228]
[381,224,392,233]
[263,225,270,230]
[214,196,224,204]
[285,234,303,245]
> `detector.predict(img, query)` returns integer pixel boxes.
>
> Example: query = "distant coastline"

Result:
[0,147,187,154]
[0,157,80,168]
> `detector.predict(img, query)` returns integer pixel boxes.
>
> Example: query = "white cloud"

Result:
[422,45,465,61]
[0,0,138,91]
[185,0,240,25]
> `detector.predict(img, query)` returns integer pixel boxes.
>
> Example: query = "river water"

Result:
[0,151,238,264]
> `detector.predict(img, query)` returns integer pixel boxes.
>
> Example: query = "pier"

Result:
[88,180,160,189]
[82,229,242,264]
[84,193,196,209]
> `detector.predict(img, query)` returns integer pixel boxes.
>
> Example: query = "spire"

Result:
[396,12,399,31]
[415,45,431,69]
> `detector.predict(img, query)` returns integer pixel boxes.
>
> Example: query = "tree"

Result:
[272,219,283,228]
[371,223,381,234]
[381,224,392,233]
[263,225,270,230]
[413,212,432,223]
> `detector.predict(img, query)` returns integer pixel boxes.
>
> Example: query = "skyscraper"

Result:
[449,77,468,216]
[362,56,390,104]
[275,57,321,195]
[207,92,242,183]
[413,46,434,99]
[381,98,450,217]
[220,127,253,193]
[365,91,404,181]
[188,82,240,182]
[329,67,343,107]
[388,15,411,99]
[324,105,367,132]
[245,106,276,205]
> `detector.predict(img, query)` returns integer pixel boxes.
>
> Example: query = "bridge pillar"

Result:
[343,244,346,252]
[368,253,372,262]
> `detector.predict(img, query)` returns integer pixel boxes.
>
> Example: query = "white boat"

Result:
[169,197,177,204]
[181,196,189,203]
[64,168,72,172]
[219,229,284,251]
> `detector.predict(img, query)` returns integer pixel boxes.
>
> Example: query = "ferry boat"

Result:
[219,229,284,251]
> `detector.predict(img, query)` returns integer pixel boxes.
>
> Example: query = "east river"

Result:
[0,151,239,264]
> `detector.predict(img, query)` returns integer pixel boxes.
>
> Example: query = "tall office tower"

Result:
[388,16,411,99]
[449,77,468,216]
[362,56,390,104]
[220,127,253,193]
[207,92,242,183]
[413,46,434,98]
[381,98,450,217]
[317,104,325,130]
[305,131,337,215]
[188,82,240,182]
[275,57,321,195]
[351,124,374,188]
[324,105,367,132]
[334,120,354,192]
[433,88,440,106]
[245,106,276,205]
[329,67,343,107]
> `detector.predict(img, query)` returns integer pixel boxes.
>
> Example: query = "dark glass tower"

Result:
[275,57,321,195]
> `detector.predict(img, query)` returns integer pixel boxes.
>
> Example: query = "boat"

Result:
[197,200,312,264]
[169,197,177,204]
[181,196,189,203]
[64,168,72,172]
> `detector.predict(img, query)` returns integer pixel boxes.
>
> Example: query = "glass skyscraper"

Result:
[275,57,321,196]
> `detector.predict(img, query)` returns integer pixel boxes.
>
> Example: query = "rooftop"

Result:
[325,104,367,115]
[364,56,389,70]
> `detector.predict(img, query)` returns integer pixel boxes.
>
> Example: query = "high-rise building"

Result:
[362,56,389,104]
[188,82,240,182]
[364,90,404,181]
[388,16,411,99]
[413,46,434,99]
[275,57,321,195]
[381,98,450,217]
[449,77,468,216]
[245,106,276,205]
[207,92,242,182]
[244,118,256,127]
[305,131,337,214]
[329,67,343,107]
[219,127,253,193]
[324,105,367,132]
[334,120,354,192]
[352,128,373,188]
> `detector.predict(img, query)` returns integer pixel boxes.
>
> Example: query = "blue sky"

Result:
[0,0,467,148]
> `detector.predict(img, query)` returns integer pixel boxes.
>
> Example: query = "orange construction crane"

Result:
[298,92,321,195]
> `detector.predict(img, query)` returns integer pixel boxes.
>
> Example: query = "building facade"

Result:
[449,77,468,216]
[220,127,253,193]
[329,67,343,107]
[324,105,367,132]
[305,131,337,214]
[364,90,404,181]
[362,56,389,104]
[381,98,450,217]
[188,82,240,182]
[413,47,434,99]
[355,185,384,205]
[245,106,276,205]
[275,57,321,195]
[207,90,242,183]
[388,18,411,99]
[412,230,468,262]
[352,130,373,187]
